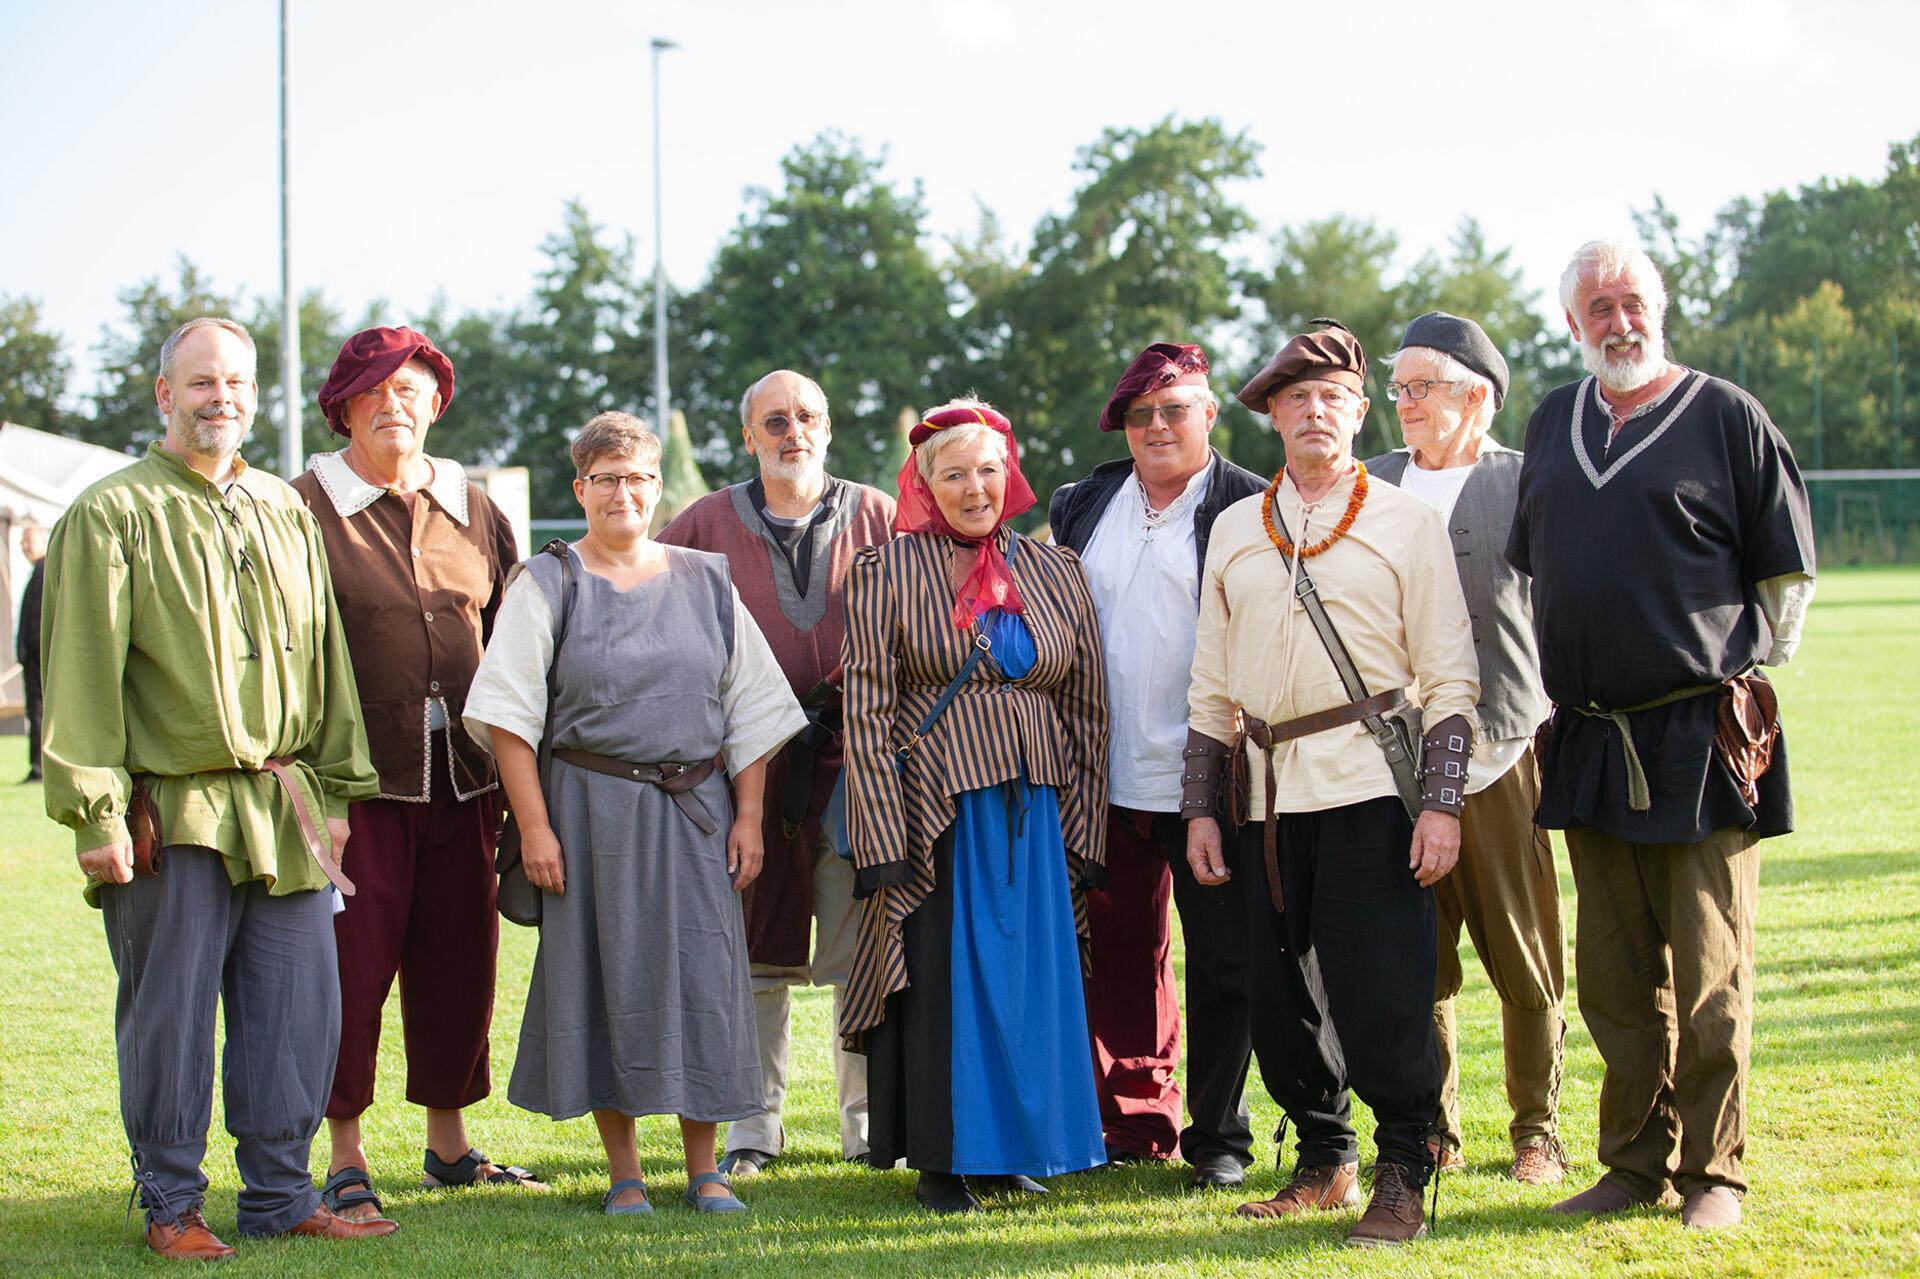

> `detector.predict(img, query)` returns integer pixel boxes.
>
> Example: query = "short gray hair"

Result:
[1558,239,1668,320]
[738,369,829,428]
[571,411,660,477]
[913,397,1009,481]
[158,317,256,382]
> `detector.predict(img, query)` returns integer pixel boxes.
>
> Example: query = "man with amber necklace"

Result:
[1181,319,1481,1247]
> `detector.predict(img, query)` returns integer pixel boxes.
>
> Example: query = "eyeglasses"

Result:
[754,409,828,436]
[1384,379,1458,402]
[583,471,661,494]
[1122,399,1206,430]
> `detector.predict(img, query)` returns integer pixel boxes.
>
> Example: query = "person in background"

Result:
[17,522,46,782]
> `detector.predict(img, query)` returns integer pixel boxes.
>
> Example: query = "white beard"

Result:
[759,448,826,488]
[1580,328,1668,395]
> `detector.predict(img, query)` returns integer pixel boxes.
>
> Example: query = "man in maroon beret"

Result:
[1049,342,1266,1188]
[1183,320,1481,1245]
[291,326,531,1222]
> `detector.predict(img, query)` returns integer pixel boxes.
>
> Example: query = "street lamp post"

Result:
[651,37,677,447]
[279,0,302,477]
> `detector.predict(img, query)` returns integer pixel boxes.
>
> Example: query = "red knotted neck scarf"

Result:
[894,404,1038,629]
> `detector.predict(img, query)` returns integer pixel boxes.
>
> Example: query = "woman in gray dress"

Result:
[465,413,804,1216]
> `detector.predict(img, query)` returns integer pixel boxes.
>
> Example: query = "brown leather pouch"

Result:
[127,777,164,877]
[1714,674,1780,806]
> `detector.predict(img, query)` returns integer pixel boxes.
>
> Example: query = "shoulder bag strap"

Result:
[1268,514,1422,816]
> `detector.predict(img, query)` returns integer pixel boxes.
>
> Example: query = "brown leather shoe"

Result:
[1234,1161,1360,1218]
[1426,1141,1466,1173]
[1550,1176,1642,1215]
[1347,1162,1426,1247]
[277,1204,399,1239]
[1510,1141,1569,1186]
[1681,1186,1742,1230]
[146,1209,236,1261]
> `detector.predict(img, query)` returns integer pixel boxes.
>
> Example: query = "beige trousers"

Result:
[724,836,869,1160]
[1431,747,1568,1153]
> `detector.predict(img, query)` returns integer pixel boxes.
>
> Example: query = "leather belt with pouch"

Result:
[121,762,354,895]
[1237,689,1409,913]
[551,748,719,835]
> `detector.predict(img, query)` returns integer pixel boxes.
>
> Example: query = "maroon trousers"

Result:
[326,752,501,1120]
[1086,808,1184,1159]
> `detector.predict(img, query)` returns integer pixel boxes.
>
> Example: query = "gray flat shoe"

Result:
[683,1171,746,1213]
[603,1177,654,1216]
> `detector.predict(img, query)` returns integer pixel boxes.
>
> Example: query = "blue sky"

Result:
[4,0,1917,396]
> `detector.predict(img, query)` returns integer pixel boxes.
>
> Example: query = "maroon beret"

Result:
[316,326,455,437]
[1099,342,1211,432]
[1236,319,1368,412]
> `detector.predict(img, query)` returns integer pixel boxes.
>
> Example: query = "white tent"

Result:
[0,423,139,720]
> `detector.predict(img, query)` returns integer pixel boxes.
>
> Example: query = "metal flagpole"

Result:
[650,38,678,447]
[279,0,302,478]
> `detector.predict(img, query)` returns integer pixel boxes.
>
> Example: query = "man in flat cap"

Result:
[656,369,895,1175]
[41,316,387,1258]
[291,326,530,1222]
[1182,320,1480,1245]
[1366,312,1568,1186]
[1512,241,1815,1230]
[1048,342,1264,1188]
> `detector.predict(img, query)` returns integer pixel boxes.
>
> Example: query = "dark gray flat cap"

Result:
[1394,311,1509,409]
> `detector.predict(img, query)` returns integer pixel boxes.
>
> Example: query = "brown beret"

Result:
[1236,318,1367,412]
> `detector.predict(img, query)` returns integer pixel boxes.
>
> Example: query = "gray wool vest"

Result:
[1367,445,1548,743]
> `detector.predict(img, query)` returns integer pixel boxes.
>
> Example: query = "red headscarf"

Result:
[895,402,1037,629]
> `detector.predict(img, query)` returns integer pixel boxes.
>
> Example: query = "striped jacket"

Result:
[837,527,1110,1046]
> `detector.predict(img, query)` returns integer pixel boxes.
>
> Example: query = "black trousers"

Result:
[1239,796,1440,1174]
[1154,810,1256,1167]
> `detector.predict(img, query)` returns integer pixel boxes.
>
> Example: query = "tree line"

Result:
[5,120,1916,517]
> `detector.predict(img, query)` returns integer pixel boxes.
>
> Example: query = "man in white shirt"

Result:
[1048,342,1266,1189]
[1366,311,1568,1187]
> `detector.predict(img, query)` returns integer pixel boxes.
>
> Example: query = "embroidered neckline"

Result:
[1571,372,1707,490]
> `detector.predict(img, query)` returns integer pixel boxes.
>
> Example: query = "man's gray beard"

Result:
[759,450,826,488]
[173,405,251,459]
[1581,331,1668,395]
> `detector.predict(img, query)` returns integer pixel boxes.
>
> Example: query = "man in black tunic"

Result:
[1507,240,1815,1232]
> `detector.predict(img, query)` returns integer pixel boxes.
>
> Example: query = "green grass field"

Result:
[3,567,1916,1277]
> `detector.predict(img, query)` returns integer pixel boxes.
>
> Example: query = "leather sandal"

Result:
[422,1147,547,1190]
[603,1177,654,1217]
[683,1171,747,1213]
[320,1166,394,1223]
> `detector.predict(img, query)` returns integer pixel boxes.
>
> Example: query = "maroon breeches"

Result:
[326,759,501,1120]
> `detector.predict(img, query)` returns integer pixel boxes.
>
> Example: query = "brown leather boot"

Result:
[275,1204,400,1239]
[1234,1162,1361,1218]
[146,1209,236,1261]
[1681,1186,1742,1230]
[1347,1163,1426,1246]
[1550,1176,1642,1215]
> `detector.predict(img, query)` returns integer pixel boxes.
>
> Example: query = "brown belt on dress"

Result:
[1238,689,1407,914]
[551,748,719,835]
[260,756,356,896]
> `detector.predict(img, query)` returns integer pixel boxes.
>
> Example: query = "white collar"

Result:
[308,449,471,526]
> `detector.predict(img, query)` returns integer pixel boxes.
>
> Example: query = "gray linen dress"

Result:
[508,547,761,1122]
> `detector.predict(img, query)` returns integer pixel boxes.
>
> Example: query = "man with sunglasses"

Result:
[1367,312,1569,1188]
[657,369,895,1174]
[292,327,530,1224]
[1048,342,1265,1189]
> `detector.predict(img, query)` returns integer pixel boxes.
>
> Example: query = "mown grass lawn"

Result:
[3,567,1916,1277]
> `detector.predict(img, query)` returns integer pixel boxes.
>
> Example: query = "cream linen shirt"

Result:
[1188,466,1480,815]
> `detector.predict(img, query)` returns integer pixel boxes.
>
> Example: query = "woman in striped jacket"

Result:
[839,399,1110,1213]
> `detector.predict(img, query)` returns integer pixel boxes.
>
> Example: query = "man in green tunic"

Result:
[40,317,391,1259]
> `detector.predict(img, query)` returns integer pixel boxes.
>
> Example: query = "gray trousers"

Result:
[100,847,339,1235]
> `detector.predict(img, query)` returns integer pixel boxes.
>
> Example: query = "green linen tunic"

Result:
[41,442,379,906]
